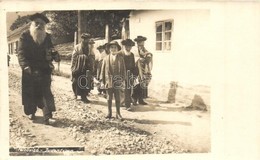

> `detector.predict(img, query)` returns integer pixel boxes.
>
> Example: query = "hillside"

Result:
[54,42,74,61]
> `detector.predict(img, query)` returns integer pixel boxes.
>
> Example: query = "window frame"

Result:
[155,19,174,52]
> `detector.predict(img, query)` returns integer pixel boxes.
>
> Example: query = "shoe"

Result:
[28,114,35,120]
[132,98,137,106]
[82,98,91,103]
[44,119,50,125]
[139,100,148,105]
[126,107,132,111]
[48,118,56,123]
[116,114,123,120]
[44,118,56,125]
[105,114,112,119]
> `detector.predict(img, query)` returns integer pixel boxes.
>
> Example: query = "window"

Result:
[15,41,19,54]
[156,20,173,51]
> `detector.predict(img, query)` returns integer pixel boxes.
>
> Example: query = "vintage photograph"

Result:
[6,9,211,156]
[2,1,260,160]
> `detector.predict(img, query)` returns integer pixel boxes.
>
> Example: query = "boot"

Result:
[132,97,137,106]
[81,96,90,103]
[138,98,148,105]
[28,113,35,120]
[105,100,112,119]
[115,100,123,120]
[44,119,50,125]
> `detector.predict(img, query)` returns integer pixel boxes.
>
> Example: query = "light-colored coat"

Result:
[100,54,126,89]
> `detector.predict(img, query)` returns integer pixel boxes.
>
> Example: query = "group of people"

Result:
[17,13,153,125]
[71,33,153,120]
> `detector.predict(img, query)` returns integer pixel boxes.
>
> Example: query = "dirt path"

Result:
[9,65,210,155]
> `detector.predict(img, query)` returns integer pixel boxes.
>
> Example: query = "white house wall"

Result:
[129,10,211,86]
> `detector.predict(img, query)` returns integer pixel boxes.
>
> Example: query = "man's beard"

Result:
[29,24,46,45]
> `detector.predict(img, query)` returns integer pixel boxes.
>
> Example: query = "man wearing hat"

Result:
[132,35,153,105]
[71,33,95,103]
[100,40,126,120]
[17,13,60,125]
[119,39,136,110]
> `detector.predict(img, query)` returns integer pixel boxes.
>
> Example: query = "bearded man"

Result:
[18,13,60,125]
[71,33,95,103]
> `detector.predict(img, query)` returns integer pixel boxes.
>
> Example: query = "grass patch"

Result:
[52,69,71,78]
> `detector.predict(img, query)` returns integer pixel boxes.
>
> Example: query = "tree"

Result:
[10,10,131,40]
[44,11,78,37]
[82,10,131,39]
[9,15,30,31]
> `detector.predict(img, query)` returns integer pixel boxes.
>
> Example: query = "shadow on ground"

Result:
[124,118,192,126]
[47,117,153,136]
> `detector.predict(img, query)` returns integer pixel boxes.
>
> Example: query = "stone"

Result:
[189,94,207,111]
[167,81,178,103]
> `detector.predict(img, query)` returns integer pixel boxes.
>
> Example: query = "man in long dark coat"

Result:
[119,39,136,110]
[71,33,95,103]
[18,13,60,125]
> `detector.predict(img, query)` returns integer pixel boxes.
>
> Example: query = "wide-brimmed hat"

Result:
[29,13,50,23]
[107,40,121,50]
[81,33,91,39]
[97,45,105,50]
[134,35,147,42]
[121,39,135,46]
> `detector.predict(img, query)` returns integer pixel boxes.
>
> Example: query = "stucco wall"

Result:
[129,10,211,87]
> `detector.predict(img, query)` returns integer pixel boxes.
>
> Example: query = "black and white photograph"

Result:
[0,1,260,160]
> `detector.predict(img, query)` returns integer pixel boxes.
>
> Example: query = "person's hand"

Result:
[52,51,61,62]
[24,66,31,74]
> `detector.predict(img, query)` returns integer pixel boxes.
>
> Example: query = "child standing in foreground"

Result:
[100,41,126,120]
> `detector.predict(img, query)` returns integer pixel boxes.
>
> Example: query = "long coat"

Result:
[17,30,56,114]
[71,43,95,73]
[71,43,95,96]
[100,54,126,89]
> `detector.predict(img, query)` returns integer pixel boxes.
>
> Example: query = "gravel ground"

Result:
[9,66,191,155]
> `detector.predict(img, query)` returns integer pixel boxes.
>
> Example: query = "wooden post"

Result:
[77,10,82,44]
[77,10,87,44]
[58,61,60,72]
[105,24,109,42]
[74,31,78,47]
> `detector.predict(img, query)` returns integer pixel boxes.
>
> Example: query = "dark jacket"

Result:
[17,30,56,110]
[18,30,55,74]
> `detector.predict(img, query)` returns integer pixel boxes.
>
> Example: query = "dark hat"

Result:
[108,40,121,50]
[121,39,135,46]
[29,13,50,23]
[97,45,105,50]
[81,33,91,39]
[134,35,147,42]
[104,43,109,50]
[88,39,95,44]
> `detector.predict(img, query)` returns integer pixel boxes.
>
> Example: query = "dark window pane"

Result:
[165,32,171,40]
[156,42,162,50]
[156,33,162,41]
[156,24,162,32]
[165,22,172,31]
